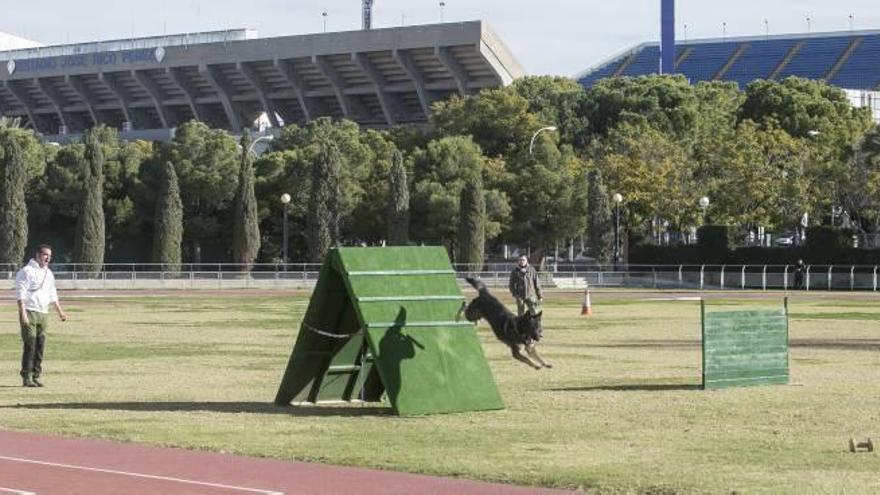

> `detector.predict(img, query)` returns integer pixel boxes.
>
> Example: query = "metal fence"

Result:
[1,263,879,291]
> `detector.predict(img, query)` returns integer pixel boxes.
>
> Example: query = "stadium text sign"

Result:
[6,47,166,75]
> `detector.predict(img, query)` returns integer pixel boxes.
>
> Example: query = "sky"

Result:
[2,0,879,77]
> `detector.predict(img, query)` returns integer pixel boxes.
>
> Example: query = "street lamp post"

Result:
[280,193,291,265]
[529,126,558,155]
[612,193,623,268]
[698,196,710,225]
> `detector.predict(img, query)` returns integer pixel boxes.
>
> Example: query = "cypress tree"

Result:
[0,132,29,266]
[74,128,105,272]
[457,174,486,268]
[587,170,614,263]
[386,150,410,245]
[232,132,261,270]
[307,140,342,262]
[152,161,183,271]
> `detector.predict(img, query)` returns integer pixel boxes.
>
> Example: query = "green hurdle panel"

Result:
[701,299,790,390]
[275,246,504,415]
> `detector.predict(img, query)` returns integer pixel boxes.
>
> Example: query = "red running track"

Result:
[0,430,574,495]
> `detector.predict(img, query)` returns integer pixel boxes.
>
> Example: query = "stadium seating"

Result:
[724,39,795,88]
[831,35,880,90]
[676,42,739,82]
[578,30,880,92]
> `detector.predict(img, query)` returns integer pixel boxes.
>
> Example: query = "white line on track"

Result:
[0,456,282,495]
[0,487,36,495]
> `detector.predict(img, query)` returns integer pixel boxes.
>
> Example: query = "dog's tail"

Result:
[465,276,487,293]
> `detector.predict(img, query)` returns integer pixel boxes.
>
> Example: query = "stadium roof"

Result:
[0,21,523,139]
[577,28,880,92]
[0,32,43,52]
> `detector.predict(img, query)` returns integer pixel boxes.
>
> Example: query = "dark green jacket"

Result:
[509,265,541,300]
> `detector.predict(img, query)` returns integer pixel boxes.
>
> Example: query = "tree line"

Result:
[0,73,877,267]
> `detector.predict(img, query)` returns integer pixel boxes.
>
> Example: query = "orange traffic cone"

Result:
[581,287,593,316]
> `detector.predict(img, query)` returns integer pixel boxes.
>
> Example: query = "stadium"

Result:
[578,27,880,121]
[0,21,523,141]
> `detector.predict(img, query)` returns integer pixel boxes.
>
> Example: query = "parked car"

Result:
[562,250,597,263]
[774,233,796,247]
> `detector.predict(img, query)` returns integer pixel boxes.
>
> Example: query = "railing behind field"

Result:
[0,263,878,291]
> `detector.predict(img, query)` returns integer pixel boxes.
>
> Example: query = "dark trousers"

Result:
[21,310,48,379]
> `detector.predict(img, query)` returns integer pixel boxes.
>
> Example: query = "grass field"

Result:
[1,290,880,494]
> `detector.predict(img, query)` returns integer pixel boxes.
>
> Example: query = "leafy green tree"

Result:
[581,75,699,141]
[702,121,813,231]
[690,80,744,183]
[505,136,588,260]
[263,119,397,250]
[386,150,410,245]
[0,130,30,265]
[74,128,106,271]
[347,129,399,243]
[739,77,872,144]
[152,161,183,270]
[31,143,83,260]
[430,87,542,157]
[739,77,874,219]
[103,138,152,262]
[512,75,589,147]
[167,121,239,263]
[593,123,693,235]
[457,174,486,267]
[307,139,342,262]
[844,125,880,229]
[410,136,511,250]
[587,170,614,263]
[232,132,261,269]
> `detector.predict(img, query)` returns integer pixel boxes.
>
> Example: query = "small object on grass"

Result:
[848,438,874,453]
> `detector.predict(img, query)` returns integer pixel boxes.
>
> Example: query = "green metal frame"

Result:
[275,246,504,415]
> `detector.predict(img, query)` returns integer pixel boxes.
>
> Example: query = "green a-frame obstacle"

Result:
[275,246,504,415]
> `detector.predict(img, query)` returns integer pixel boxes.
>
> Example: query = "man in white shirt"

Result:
[16,244,67,388]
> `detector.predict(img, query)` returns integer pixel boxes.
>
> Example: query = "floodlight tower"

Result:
[660,0,675,74]
[362,0,374,30]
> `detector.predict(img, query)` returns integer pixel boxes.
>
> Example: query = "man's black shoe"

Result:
[22,379,37,388]
[32,377,43,387]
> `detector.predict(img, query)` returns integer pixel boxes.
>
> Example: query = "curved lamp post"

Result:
[612,193,623,268]
[248,134,274,155]
[529,126,558,155]
[280,193,291,264]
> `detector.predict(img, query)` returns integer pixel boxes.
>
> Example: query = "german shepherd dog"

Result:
[463,277,552,370]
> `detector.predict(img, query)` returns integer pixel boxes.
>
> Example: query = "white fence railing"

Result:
[0,264,877,291]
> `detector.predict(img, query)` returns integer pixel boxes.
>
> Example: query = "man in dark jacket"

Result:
[793,259,806,290]
[508,255,542,316]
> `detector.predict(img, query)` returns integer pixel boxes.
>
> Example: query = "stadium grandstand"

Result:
[578,29,880,122]
[0,21,523,141]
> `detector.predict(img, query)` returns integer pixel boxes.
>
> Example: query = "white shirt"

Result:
[15,259,58,313]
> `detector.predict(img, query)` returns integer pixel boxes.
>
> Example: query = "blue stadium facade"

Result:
[577,29,880,92]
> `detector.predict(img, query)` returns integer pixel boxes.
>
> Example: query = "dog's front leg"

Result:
[511,345,541,370]
[526,343,553,368]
